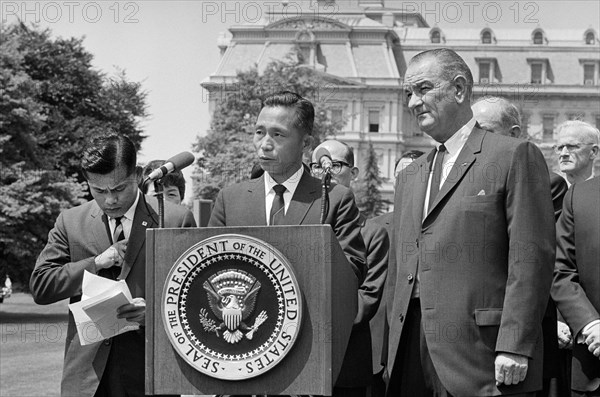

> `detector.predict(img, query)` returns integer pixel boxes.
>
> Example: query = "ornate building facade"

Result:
[202,0,600,206]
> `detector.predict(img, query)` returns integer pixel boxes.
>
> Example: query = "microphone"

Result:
[144,152,195,182]
[314,147,333,172]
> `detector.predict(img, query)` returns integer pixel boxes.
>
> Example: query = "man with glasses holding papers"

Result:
[31,133,195,397]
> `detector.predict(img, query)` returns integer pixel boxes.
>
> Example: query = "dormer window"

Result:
[431,30,441,44]
[481,30,492,44]
[533,30,545,45]
[585,31,596,44]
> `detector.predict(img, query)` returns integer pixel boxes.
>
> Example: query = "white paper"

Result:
[69,271,140,345]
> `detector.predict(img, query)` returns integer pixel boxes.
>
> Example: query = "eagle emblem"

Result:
[200,269,267,343]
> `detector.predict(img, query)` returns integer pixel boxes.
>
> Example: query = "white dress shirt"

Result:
[108,191,140,242]
[423,118,476,216]
[263,165,304,225]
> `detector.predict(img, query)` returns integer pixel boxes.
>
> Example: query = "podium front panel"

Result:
[146,226,357,396]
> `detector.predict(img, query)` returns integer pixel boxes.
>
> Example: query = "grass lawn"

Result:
[0,293,68,397]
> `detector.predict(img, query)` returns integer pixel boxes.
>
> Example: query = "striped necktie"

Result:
[270,185,286,225]
[113,216,125,243]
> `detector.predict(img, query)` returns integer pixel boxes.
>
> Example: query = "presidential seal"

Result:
[162,234,302,380]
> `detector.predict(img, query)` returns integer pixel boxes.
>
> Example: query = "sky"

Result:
[2,0,599,201]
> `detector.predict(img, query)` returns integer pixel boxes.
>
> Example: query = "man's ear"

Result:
[303,134,313,150]
[350,167,359,180]
[453,75,469,104]
[590,144,599,159]
[510,125,522,139]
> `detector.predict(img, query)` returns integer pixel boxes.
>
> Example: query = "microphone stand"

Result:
[319,170,331,224]
[153,179,165,228]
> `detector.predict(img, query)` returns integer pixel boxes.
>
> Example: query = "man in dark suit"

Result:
[30,133,196,397]
[551,176,600,396]
[386,48,555,396]
[310,139,389,397]
[208,92,366,397]
[473,96,571,397]
[208,91,365,281]
[368,150,423,397]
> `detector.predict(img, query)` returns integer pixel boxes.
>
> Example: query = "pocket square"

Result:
[477,189,486,196]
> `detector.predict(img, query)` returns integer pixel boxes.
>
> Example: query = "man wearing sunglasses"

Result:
[311,139,389,397]
[554,120,599,186]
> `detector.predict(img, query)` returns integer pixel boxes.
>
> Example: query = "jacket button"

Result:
[407,274,414,282]
[103,339,111,346]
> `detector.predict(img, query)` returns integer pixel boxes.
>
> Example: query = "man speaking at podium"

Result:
[208,91,365,282]
[31,133,196,397]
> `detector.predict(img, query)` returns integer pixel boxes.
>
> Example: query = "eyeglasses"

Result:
[553,143,595,154]
[309,161,350,176]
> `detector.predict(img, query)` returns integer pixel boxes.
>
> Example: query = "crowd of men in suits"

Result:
[31,48,598,397]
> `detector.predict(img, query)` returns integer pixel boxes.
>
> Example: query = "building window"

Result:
[531,63,543,84]
[368,110,380,132]
[479,62,491,83]
[481,30,492,44]
[542,115,554,139]
[586,31,596,44]
[584,64,596,85]
[331,108,343,125]
[533,31,544,44]
[431,30,441,44]
[596,116,600,130]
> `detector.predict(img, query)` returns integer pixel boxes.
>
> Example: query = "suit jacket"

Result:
[337,213,389,387]
[367,212,393,375]
[30,194,196,397]
[550,172,568,221]
[208,170,366,280]
[386,127,556,396]
[551,176,600,392]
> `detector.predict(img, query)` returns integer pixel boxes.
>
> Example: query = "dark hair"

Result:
[141,160,186,200]
[262,91,314,135]
[395,150,424,168]
[410,48,473,97]
[81,133,137,178]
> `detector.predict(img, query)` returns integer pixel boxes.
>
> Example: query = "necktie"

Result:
[113,216,125,243]
[106,217,125,280]
[427,145,446,213]
[270,185,286,225]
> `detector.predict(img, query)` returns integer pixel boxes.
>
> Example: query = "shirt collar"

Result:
[437,117,476,155]
[109,190,140,222]
[264,165,304,197]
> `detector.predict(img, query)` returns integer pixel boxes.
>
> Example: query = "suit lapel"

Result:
[412,151,433,227]
[424,127,485,222]
[90,204,111,253]
[246,178,268,225]
[285,171,319,225]
[119,194,157,280]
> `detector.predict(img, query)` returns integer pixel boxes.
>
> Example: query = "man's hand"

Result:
[557,321,573,349]
[94,239,128,270]
[495,352,528,386]
[582,322,600,359]
[117,297,145,326]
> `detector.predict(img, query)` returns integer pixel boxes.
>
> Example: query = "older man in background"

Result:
[554,120,599,186]
[311,139,388,397]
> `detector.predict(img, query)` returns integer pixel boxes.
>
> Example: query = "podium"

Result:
[146,225,358,396]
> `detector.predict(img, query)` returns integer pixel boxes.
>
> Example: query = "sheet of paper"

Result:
[69,271,139,345]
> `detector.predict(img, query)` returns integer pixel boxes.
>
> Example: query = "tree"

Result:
[0,23,148,289]
[355,141,389,217]
[192,50,345,200]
